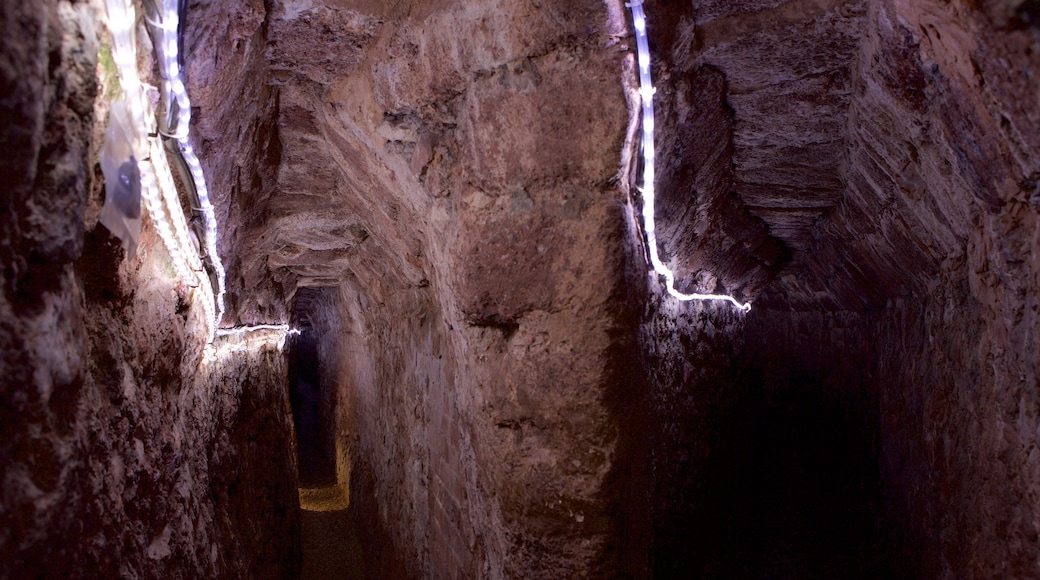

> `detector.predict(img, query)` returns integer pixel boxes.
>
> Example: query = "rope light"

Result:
[627,1,751,311]
[206,325,298,361]
[139,160,198,282]
[215,324,297,337]
[102,0,227,342]
[102,0,199,286]
[150,0,228,332]
[150,137,201,272]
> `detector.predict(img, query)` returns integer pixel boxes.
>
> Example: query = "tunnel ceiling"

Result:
[697,1,864,279]
[697,0,882,309]
[652,0,1036,311]
[184,0,1039,318]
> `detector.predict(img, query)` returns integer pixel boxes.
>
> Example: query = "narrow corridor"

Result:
[293,333,368,579]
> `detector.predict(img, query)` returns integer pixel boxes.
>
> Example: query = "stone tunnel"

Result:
[2,0,1039,577]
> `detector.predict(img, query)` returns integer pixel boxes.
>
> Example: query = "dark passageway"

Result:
[706,314,899,580]
[698,386,891,579]
[291,329,335,488]
[289,320,369,579]
[645,328,894,579]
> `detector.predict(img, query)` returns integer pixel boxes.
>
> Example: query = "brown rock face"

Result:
[189,0,1040,576]
[2,0,1039,577]
[639,0,1040,576]
[0,1,299,576]
[195,0,637,575]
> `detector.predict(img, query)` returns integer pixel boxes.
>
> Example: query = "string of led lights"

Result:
[139,158,200,283]
[102,0,229,341]
[205,326,295,361]
[102,0,200,287]
[215,324,300,337]
[148,0,228,330]
[627,1,751,311]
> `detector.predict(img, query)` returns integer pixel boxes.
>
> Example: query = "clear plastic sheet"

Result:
[99,100,142,258]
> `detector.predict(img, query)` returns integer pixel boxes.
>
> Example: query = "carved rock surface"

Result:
[3,0,1039,577]
[0,1,299,576]
[186,0,1040,576]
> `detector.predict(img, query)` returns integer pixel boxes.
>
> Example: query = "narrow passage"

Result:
[292,331,368,580]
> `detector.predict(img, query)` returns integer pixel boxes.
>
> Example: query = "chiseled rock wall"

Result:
[0,1,299,576]
[184,0,284,325]
[850,2,1040,576]
[642,0,1039,575]
[654,0,1039,575]
[628,300,748,577]
[268,0,641,576]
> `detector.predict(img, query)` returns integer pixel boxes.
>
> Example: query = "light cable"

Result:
[627,1,751,311]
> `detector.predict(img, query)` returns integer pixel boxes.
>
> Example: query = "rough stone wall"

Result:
[874,273,1039,577]
[0,1,299,576]
[647,0,1040,576]
[184,0,284,325]
[202,338,302,577]
[740,310,893,576]
[626,300,747,578]
[224,0,643,577]
[847,2,1040,576]
[726,286,1040,579]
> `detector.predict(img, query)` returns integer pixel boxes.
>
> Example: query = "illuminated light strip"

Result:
[151,0,228,331]
[215,324,296,337]
[147,4,191,138]
[205,325,296,362]
[139,161,197,282]
[103,0,202,287]
[178,140,226,327]
[150,137,203,273]
[627,1,751,311]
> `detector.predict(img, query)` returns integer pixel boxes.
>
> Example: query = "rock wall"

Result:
[626,300,747,578]
[874,274,1039,577]
[0,1,300,576]
[9,0,1027,577]
[184,0,284,325]
[645,0,1040,576]
[836,1,1040,575]
[204,0,646,577]
[730,282,1040,579]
